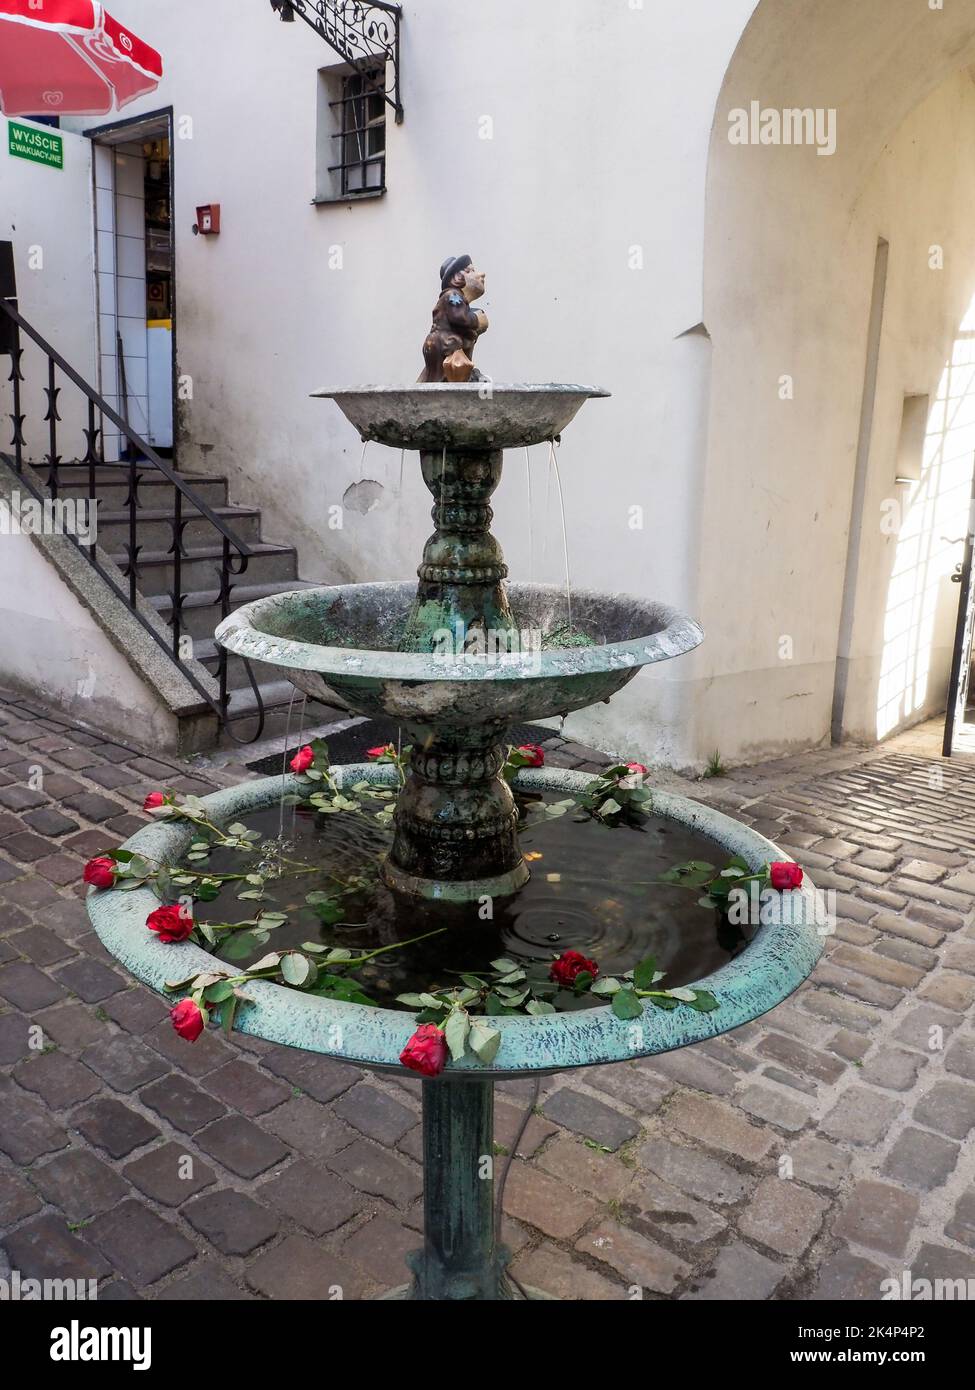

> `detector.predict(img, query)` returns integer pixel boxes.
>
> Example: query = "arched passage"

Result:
[694,0,975,763]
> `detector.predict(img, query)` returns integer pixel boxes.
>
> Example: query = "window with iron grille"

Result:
[331,69,386,195]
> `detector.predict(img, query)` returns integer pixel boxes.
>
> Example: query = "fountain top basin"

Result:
[85,766,825,1078]
[312,383,610,449]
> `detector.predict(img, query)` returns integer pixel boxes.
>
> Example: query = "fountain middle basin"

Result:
[215,580,704,725]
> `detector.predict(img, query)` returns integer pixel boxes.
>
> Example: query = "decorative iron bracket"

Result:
[271,0,403,122]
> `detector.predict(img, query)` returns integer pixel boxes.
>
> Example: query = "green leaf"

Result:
[460,974,488,991]
[203,980,235,1004]
[633,956,657,991]
[667,986,697,1002]
[221,995,238,1036]
[324,948,353,963]
[280,953,317,988]
[525,999,556,1015]
[590,977,621,996]
[494,987,529,1008]
[395,993,428,1008]
[687,990,719,1012]
[237,890,265,901]
[649,994,679,1010]
[444,1009,470,1062]
[247,952,282,973]
[415,1006,447,1024]
[611,988,644,1021]
[468,1019,501,1063]
[485,993,511,1017]
[489,958,519,974]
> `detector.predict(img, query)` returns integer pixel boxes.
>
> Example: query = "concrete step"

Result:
[219,681,348,742]
[106,541,299,595]
[96,505,262,552]
[222,678,305,722]
[195,638,266,692]
[28,465,230,512]
[147,578,319,639]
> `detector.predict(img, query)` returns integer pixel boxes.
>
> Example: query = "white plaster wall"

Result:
[78,0,756,761]
[0,119,96,459]
[0,532,177,747]
[41,0,975,768]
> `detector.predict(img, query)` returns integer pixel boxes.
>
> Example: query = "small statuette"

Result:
[419,254,489,383]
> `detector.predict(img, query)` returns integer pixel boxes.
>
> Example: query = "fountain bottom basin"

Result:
[86,765,824,1300]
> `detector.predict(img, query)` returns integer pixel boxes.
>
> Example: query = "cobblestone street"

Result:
[1,687,974,1300]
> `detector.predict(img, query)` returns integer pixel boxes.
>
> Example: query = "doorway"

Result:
[943,467,975,757]
[85,109,174,461]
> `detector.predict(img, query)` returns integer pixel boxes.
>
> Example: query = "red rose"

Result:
[549,949,599,989]
[399,1023,448,1077]
[83,856,116,889]
[146,903,194,943]
[367,744,395,759]
[626,762,648,775]
[289,745,314,774]
[518,744,545,768]
[770,861,803,891]
[170,999,206,1042]
[143,791,165,811]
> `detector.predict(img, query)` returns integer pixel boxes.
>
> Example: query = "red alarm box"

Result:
[194,204,220,235]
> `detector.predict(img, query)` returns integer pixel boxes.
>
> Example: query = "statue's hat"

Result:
[440,254,472,289]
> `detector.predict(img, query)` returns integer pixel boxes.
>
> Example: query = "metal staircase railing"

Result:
[0,295,267,742]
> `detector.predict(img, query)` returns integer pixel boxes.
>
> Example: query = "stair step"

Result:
[147,579,318,639]
[223,678,305,720]
[96,505,262,550]
[106,541,299,595]
[148,578,320,614]
[26,466,230,512]
[195,638,268,692]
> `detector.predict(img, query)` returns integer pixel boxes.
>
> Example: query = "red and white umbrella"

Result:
[0,0,162,117]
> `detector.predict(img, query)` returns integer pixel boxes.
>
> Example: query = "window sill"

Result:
[311,188,386,206]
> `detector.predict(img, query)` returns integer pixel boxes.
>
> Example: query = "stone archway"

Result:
[694,0,975,762]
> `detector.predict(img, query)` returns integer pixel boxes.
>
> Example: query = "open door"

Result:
[943,464,975,756]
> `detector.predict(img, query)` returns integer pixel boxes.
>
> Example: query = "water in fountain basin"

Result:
[187,795,752,1008]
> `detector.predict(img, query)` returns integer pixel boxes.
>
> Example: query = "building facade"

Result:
[3,0,975,766]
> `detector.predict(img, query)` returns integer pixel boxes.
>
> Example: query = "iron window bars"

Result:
[330,68,386,194]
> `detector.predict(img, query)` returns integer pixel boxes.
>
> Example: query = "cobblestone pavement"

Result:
[1,687,974,1301]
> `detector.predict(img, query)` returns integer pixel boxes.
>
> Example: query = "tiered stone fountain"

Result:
[87,258,824,1300]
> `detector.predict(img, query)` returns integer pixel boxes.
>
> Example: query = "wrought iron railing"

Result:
[0,296,266,742]
[270,0,404,122]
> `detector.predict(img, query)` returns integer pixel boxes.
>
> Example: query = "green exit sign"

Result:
[8,120,63,170]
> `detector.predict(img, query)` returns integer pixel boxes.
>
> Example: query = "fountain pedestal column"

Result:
[403,1077,523,1300]
[382,444,531,900]
[400,446,513,652]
